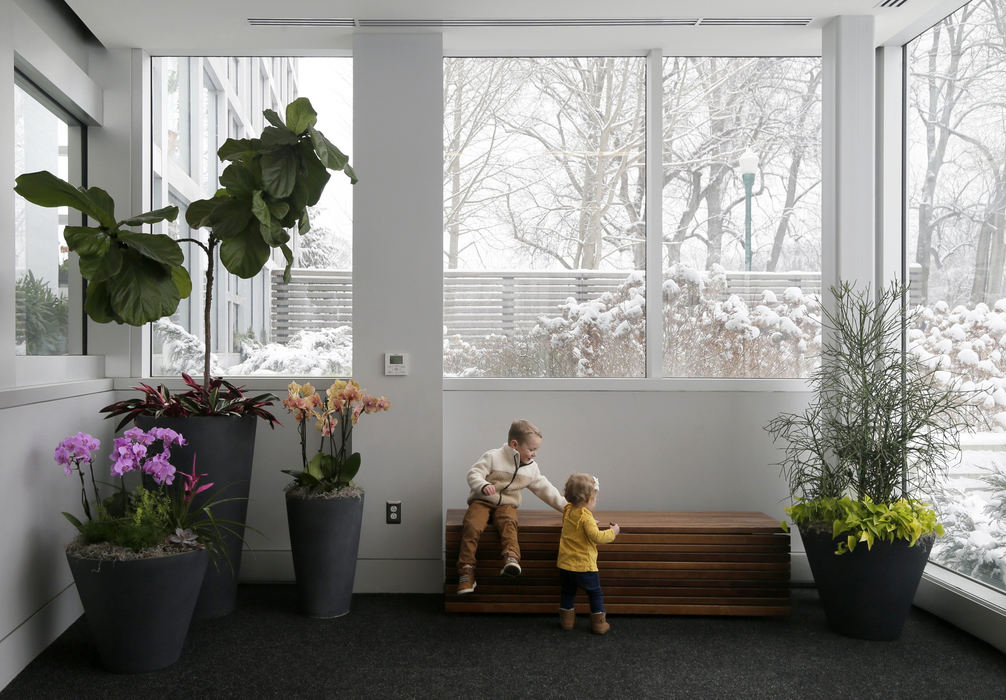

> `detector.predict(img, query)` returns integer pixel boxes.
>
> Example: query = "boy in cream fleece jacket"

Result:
[455,419,567,595]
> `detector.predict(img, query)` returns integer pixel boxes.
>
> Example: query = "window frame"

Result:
[10,72,104,387]
[441,50,824,385]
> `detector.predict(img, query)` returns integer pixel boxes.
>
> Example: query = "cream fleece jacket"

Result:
[466,444,567,511]
[557,504,617,572]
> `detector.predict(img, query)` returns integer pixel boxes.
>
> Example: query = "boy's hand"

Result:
[482,484,497,496]
[610,522,621,536]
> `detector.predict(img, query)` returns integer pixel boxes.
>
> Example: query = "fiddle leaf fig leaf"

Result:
[280,242,294,282]
[260,148,298,198]
[219,162,258,197]
[107,251,182,326]
[14,171,113,227]
[172,265,193,299]
[117,231,185,267]
[219,225,270,278]
[217,138,261,162]
[118,205,179,227]
[83,280,117,323]
[285,96,318,135]
[185,197,222,229]
[298,207,311,235]
[208,197,254,239]
[267,200,290,221]
[79,243,123,283]
[263,108,285,129]
[63,226,110,258]
[84,187,117,226]
[260,125,300,146]
[308,126,348,169]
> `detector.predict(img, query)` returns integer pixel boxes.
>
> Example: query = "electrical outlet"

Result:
[386,501,402,524]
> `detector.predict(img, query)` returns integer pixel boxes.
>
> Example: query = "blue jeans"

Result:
[559,569,605,613]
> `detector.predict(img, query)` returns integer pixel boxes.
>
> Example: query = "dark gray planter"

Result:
[67,548,208,673]
[136,414,258,619]
[286,491,364,618]
[800,525,934,640]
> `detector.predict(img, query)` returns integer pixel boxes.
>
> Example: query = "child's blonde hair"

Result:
[508,419,541,445]
[563,473,598,506]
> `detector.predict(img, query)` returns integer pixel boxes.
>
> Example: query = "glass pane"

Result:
[151,56,353,376]
[13,84,77,356]
[907,0,1006,595]
[443,57,647,378]
[661,57,823,378]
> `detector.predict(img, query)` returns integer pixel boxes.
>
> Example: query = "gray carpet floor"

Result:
[2,586,1005,699]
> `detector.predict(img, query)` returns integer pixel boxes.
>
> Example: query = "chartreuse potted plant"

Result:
[281,380,389,617]
[55,427,241,672]
[765,281,979,640]
[15,97,356,618]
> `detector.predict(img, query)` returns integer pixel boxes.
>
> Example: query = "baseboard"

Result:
[0,584,82,692]
[238,550,444,593]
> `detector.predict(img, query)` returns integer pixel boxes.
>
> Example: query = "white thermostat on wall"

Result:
[384,352,409,376]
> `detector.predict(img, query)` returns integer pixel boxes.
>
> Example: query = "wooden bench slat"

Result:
[444,509,790,616]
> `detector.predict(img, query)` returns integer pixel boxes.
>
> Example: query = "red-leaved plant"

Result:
[101,372,280,432]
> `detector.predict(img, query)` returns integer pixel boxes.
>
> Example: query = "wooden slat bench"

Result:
[444,509,790,616]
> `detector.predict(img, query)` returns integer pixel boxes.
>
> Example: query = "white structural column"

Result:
[0,2,15,389]
[352,33,445,590]
[822,15,877,295]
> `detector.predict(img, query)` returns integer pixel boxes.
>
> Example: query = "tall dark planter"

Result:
[67,549,208,673]
[137,414,258,618]
[286,491,364,618]
[800,526,934,640]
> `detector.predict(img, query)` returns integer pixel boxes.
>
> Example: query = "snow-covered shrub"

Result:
[229,326,352,376]
[528,273,645,377]
[662,266,820,378]
[154,319,223,376]
[931,464,1006,588]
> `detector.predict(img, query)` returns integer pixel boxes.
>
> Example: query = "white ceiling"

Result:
[64,0,968,55]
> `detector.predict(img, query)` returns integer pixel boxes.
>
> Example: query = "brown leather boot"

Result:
[559,608,575,630]
[590,611,610,635]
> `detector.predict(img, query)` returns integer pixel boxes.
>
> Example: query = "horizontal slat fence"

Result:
[444,509,790,616]
[271,268,827,343]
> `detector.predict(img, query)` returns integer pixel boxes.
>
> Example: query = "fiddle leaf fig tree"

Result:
[13,170,188,326]
[184,96,356,386]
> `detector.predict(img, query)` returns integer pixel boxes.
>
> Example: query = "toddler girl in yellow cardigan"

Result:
[557,473,620,634]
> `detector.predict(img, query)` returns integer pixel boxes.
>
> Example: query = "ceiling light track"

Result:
[249,17,814,29]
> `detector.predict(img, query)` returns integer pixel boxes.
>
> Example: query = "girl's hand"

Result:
[482,484,497,496]
[610,523,621,536]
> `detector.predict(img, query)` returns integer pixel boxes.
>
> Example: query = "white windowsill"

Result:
[444,377,812,392]
[915,563,1006,654]
[0,378,114,410]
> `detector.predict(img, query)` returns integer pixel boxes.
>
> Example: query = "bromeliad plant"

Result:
[765,281,980,554]
[100,373,280,433]
[282,380,390,494]
[56,428,240,558]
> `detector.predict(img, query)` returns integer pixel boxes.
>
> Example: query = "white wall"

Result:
[0,384,116,690]
[443,388,811,521]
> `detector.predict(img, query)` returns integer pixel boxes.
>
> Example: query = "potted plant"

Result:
[15,96,356,618]
[281,380,390,617]
[765,281,979,640]
[54,427,241,672]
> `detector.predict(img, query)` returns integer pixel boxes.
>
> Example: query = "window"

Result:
[150,56,353,376]
[443,57,647,378]
[906,0,1006,595]
[13,79,83,357]
[661,57,822,378]
[443,55,823,379]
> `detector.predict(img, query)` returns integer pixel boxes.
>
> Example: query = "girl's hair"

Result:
[508,419,541,445]
[564,473,597,506]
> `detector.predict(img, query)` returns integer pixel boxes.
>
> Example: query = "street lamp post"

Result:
[738,148,758,272]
